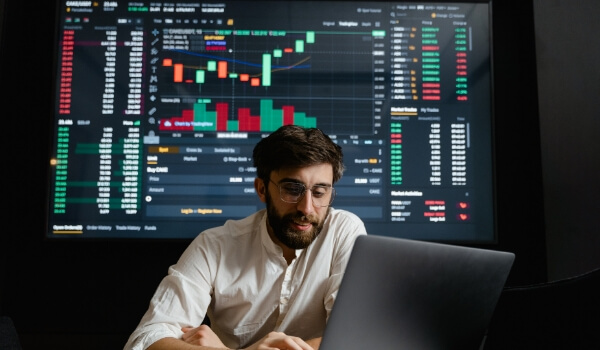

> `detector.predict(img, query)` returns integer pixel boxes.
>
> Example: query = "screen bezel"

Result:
[44,0,498,244]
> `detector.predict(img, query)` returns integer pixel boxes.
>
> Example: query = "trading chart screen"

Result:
[48,0,495,242]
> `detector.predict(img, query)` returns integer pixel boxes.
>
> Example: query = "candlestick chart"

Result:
[154,29,380,134]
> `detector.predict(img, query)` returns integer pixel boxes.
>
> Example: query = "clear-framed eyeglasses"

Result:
[270,180,335,207]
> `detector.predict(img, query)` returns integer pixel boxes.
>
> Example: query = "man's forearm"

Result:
[147,337,229,350]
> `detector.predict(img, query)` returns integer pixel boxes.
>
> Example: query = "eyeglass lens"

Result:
[278,181,334,207]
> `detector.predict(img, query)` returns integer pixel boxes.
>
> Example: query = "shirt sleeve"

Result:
[123,234,216,350]
[323,210,368,319]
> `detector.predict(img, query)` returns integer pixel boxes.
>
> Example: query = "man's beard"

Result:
[265,191,328,249]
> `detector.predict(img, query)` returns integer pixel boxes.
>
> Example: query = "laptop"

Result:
[320,234,515,350]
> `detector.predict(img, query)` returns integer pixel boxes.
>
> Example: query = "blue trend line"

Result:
[167,49,311,69]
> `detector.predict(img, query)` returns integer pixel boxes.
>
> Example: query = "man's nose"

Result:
[296,189,315,215]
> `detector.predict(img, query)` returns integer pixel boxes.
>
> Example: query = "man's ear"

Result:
[255,178,267,203]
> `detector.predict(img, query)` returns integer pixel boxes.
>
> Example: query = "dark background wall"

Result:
[1,0,598,348]
[533,0,600,280]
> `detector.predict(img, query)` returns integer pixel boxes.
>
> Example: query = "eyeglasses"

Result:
[270,180,335,207]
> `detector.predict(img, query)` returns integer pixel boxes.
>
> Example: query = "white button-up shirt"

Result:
[124,208,367,350]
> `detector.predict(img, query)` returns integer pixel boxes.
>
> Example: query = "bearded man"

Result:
[125,125,367,350]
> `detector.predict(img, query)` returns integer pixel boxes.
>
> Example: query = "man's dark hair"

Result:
[253,125,344,184]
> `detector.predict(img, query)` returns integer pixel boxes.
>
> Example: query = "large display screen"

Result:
[47,0,495,242]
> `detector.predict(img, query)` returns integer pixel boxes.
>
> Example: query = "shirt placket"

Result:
[275,258,296,328]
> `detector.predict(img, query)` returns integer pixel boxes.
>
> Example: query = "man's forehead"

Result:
[270,164,334,183]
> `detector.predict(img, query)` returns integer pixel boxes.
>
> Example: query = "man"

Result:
[124,125,367,350]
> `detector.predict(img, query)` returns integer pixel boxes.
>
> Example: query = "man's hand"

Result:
[181,326,314,350]
[181,324,227,348]
[245,331,314,350]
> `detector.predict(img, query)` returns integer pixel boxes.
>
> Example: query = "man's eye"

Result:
[312,187,327,197]
[283,184,304,195]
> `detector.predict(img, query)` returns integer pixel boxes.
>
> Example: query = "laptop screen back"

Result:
[320,235,515,350]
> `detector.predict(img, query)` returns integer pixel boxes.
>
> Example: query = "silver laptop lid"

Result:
[320,235,515,350]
